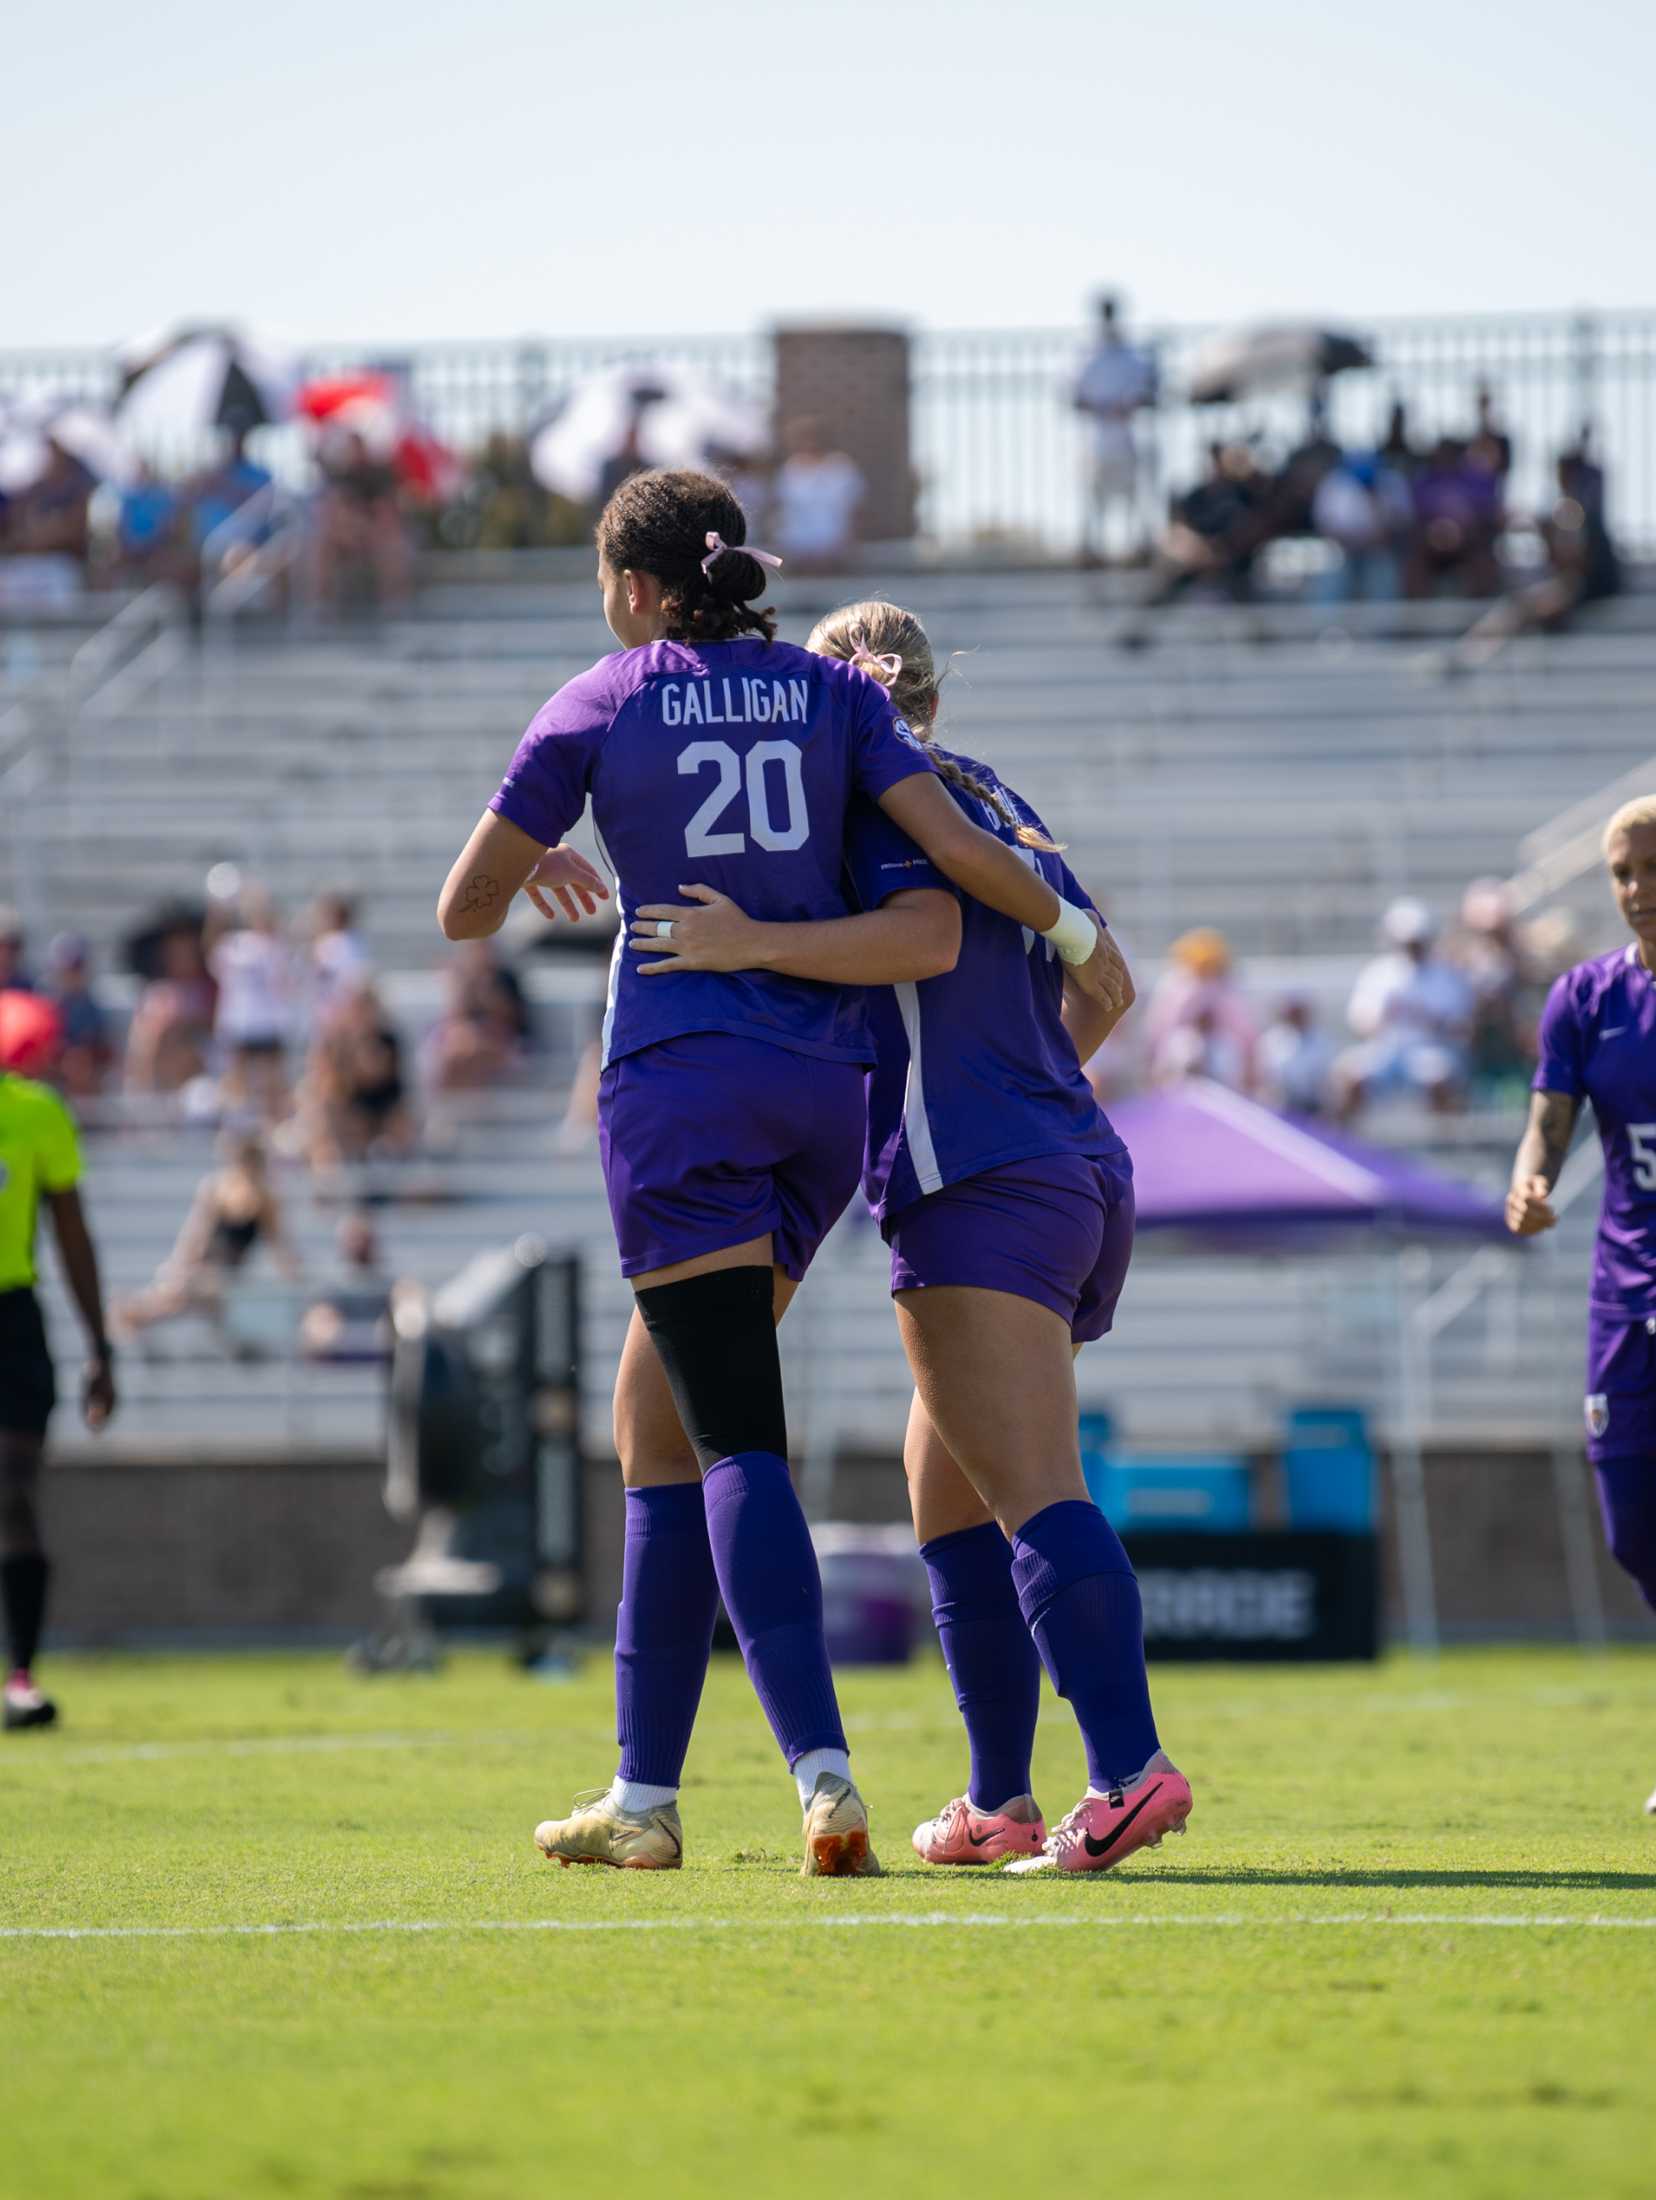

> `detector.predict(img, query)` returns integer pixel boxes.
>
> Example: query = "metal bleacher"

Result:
[6,565,1650,1460]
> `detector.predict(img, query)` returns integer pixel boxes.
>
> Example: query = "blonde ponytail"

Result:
[806,598,1061,852]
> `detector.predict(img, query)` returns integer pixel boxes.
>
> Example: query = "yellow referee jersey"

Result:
[0,1074,83,1292]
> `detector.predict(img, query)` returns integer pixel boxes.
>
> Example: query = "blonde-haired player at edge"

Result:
[0,1051,116,1731]
[1508,794,1656,1814]
[628,600,1191,1873]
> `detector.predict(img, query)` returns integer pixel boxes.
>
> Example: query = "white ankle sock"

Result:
[793,1748,852,1808]
[611,1776,677,1814]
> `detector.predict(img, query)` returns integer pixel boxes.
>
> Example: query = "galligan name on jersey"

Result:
[659,677,811,728]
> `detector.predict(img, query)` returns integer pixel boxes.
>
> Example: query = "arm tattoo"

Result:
[458,873,502,916]
[1515,1090,1579,1191]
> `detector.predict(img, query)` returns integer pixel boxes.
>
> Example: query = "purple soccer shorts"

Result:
[598,1032,865,1281]
[1583,1309,1656,1462]
[886,1151,1135,1342]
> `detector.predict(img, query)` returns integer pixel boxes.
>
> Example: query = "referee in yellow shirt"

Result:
[0,1062,116,1731]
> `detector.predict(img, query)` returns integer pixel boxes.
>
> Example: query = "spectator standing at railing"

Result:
[1335,898,1474,1119]
[1071,293,1157,567]
[772,416,863,572]
[113,1129,300,1355]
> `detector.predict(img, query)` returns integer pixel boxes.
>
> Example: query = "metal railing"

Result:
[5,308,1655,553]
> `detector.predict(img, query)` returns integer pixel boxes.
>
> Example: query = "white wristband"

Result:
[1042,896,1098,966]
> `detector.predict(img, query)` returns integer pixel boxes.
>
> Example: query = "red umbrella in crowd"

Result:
[0,992,63,1077]
[296,373,460,502]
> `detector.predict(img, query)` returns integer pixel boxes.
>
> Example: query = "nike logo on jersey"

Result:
[1601,1026,1629,1038]
[1081,1781,1162,1858]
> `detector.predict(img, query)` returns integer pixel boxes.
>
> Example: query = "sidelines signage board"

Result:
[1121,1531,1381,1662]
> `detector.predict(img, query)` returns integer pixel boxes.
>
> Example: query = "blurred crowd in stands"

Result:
[1075,298,1622,650]
[1090,883,1578,1123]
[4,302,1628,639]
[0,879,557,1152]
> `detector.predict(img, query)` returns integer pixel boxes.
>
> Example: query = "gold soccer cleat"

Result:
[800,1773,882,1878]
[534,1789,684,1870]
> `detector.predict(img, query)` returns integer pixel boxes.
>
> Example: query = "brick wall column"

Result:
[771,324,914,541]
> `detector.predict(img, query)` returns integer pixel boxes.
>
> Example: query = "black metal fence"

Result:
[5,310,1654,552]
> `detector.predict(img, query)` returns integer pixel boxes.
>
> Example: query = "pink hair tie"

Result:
[848,627,903,682]
[701,530,784,577]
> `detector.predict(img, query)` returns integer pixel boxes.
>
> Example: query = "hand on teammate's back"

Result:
[523,846,610,924]
[627,887,759,974]
[1504,1174,1558,1235]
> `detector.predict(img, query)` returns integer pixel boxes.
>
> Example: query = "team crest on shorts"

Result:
[1585,1393,1610,1440]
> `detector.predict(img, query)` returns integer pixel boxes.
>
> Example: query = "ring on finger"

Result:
[656,920,675,940]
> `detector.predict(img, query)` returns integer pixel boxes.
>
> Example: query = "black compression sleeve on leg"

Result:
[634,1268,787,1471]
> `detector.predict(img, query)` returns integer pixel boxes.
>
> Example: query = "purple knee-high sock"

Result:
[1011,1498,1159,1792]
[615,1482,720,1787]
[921,1522,1041,1811]
[702,1451,847,1768]
[1595,1458,1656,1613]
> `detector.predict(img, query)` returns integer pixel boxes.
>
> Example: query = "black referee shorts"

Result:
[0,1288,57,1439]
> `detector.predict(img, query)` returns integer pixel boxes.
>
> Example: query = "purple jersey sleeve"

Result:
[849,673,937,804]
[844,800,949,910]
[1534,972,1587,1096]
[488,661,620,848]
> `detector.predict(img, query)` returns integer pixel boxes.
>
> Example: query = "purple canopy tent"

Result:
[1108,1081,1509,1240]
[1102,1082,1515,1648]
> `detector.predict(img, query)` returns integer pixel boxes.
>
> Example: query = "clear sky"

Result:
[11,0,1649,349]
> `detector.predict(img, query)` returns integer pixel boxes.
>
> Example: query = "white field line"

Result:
[4,1912,1654,1944]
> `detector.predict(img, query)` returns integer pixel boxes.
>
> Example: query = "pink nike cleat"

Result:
[1003,1752,1192,1875]
[911,1794,1046,1866]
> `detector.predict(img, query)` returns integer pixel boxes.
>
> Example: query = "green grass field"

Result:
[2,1646,1653,2200]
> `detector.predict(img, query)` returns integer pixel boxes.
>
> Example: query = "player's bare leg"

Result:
[904,1397,1046,1863]
[896,1286,1188,1868]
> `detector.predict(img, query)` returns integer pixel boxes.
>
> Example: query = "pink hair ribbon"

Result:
[701,530,784,576]
[848,627,903,682]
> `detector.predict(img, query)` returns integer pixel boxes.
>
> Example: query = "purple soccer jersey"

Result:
[1534,943,1656,1317]
[843,750,1126,1225]
[489,638,933,1069]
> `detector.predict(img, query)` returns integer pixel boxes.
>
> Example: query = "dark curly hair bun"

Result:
[597,468,778,645]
